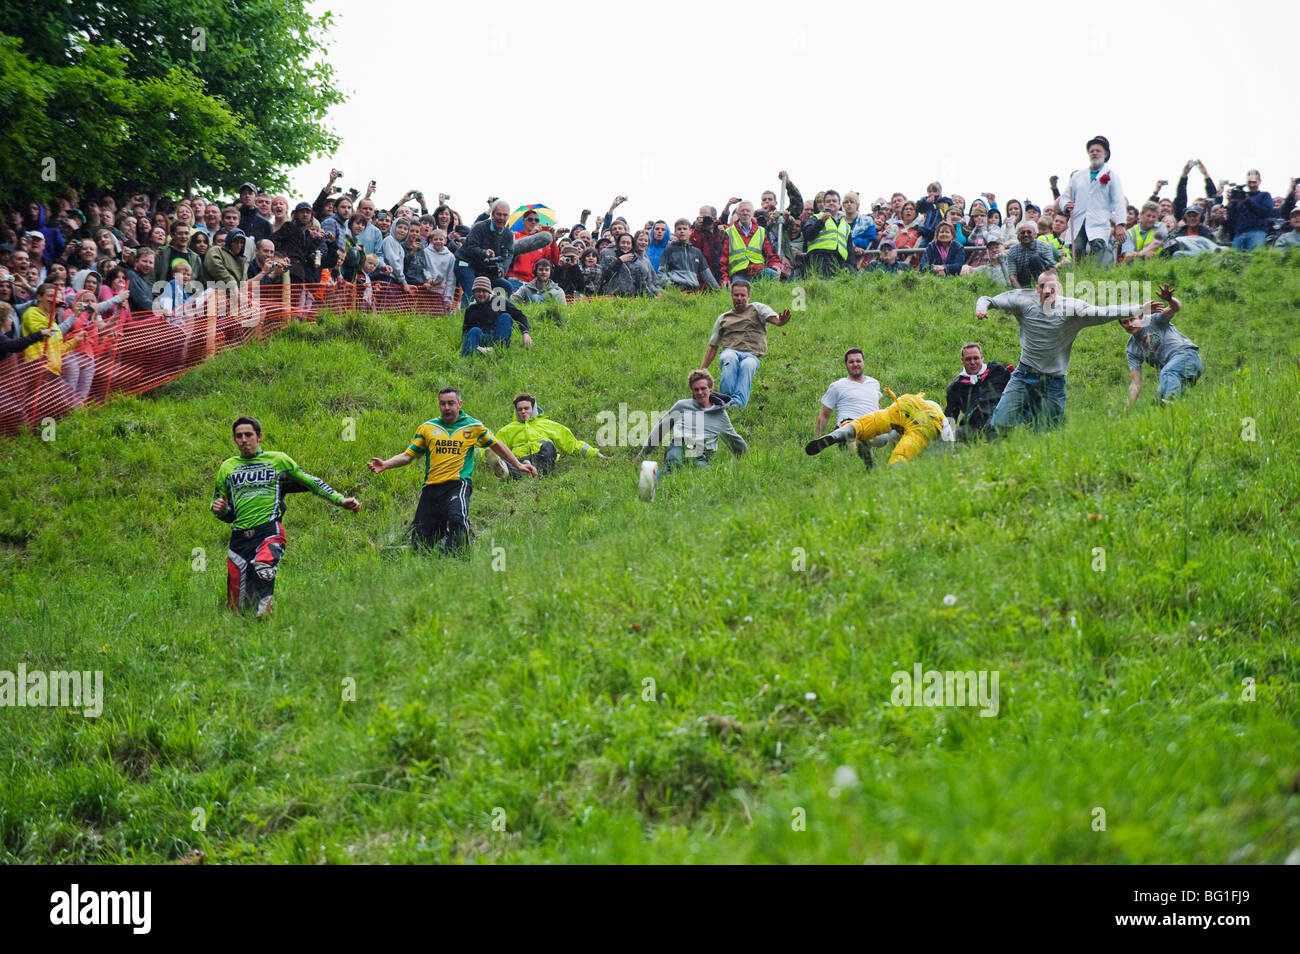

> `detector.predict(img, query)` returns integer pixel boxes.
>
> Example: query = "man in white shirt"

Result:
[1059,135,1126,267]
[812,347,896,467]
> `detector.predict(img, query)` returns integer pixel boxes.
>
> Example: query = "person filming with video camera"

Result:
[1225,169,1273,251]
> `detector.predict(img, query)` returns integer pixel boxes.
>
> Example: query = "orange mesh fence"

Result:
[0,277,625,436]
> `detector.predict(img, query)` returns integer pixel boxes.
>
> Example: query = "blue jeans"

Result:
[456,268,513,308]
[1156,349,1202,400]
[664,443,711,473]
[1232,230,1266,251]
[461,312,514,356]
[454,264,476,309]
[730,267,780,283]
[717,348,760,408]
[989,366,1067,431]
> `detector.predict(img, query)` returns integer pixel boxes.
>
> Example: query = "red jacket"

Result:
[718,219,779,281]
[506,233,559,281]
[689,227,725,281]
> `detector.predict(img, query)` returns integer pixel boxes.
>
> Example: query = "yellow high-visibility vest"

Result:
[808,215,849,259]
[1127,225,1158,252]
[726,223,767,275]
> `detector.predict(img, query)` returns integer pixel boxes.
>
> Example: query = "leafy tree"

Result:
[0,0,343,203]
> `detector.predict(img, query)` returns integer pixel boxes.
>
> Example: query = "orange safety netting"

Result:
[0,279,478,436]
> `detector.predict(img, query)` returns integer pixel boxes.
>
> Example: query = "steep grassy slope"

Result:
[2,252,1297,863]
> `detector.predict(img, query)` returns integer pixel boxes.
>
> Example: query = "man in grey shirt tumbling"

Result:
[1120,283,1201,405]
[636,368,748,473]
[975,269,1164,432]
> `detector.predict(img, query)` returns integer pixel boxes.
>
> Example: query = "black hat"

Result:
[1086,135,1111,160]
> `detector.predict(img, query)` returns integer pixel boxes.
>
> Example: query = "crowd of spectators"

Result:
[2,143,1298,421]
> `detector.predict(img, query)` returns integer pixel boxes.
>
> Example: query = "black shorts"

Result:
[412,480,472,553]
[227,520,286,614]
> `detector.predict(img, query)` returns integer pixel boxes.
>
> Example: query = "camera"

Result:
[415,191,424,201]
[1226,183,1247,201]
[700,215,714,228]
[480,260,500,279]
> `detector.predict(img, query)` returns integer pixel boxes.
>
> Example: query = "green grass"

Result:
[2,251,1298,863]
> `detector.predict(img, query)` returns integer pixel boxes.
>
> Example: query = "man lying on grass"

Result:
[212,415,360,616]
[484,392,607,478]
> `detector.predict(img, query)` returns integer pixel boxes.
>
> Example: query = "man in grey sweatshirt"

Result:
[636,369,748,473]
[975,269,1163,431]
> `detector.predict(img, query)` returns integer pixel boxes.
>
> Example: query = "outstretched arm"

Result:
[975,291,1021,318]
[720,417,748,457]
[284,457,350,507]
[701,344,718,370]
[637,409,677,460]
[1127,368,1143,406]
[369,450,415,473]
[490,439,538,476]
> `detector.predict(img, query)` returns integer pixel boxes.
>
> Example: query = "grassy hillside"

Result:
[2,252,1297,863]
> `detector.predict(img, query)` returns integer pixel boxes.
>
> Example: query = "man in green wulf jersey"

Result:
[212,415,361,615]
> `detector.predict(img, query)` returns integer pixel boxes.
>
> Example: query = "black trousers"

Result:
[412,480,472,553]
[507,440,558,478]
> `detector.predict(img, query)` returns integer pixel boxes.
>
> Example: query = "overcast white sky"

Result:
[289,0,1297,224]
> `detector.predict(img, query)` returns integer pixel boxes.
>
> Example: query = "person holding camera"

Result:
[690,206,727,280]
[1226,170,1273,251]
[272,202,326,285]
[460,200,550,297]
[552,243,586,298]
[1272,206,1300,248]
[801,190,853,277]
[250,239,292,288]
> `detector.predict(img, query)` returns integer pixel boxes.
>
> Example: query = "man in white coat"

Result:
[1058,134,1126,267]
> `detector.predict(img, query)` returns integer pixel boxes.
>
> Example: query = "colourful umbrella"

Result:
[507,204,557,232]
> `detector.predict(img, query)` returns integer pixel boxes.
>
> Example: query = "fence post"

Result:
[204,286,218,359]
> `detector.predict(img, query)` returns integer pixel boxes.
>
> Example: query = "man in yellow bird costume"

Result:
[804,387,949,465]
